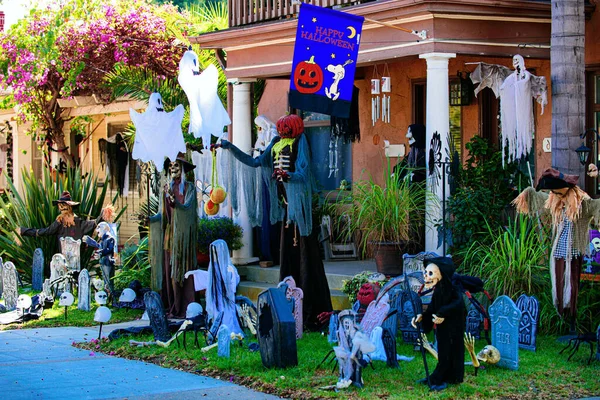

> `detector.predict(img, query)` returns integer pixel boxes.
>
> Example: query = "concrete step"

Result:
[237,281,351,310]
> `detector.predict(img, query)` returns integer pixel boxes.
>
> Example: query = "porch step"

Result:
[237,281,351,310]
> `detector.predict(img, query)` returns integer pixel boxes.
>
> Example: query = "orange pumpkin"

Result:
[210,186,227,204]
[293,56,323,95]
[204,200,219,215]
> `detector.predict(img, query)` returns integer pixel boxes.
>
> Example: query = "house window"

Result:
[300,111,352,191]
[479,87,500,148]
[32,138,44,180]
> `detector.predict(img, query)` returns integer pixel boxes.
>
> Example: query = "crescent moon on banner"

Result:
[347,26,356,39]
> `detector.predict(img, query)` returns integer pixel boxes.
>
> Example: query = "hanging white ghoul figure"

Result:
[178,49,231,149]
[130,92,186,172]
[206,239,243,336]
[253,115,278,157]
[498,55,548,165]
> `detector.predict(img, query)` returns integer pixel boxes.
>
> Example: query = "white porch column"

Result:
[419,53,455,255]
[229,79,259,265]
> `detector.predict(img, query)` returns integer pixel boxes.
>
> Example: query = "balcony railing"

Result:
[228,0,366,28]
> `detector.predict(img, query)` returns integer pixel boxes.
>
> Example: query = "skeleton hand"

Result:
[272,168,290,182]
[432,314,445,325]
[82,235,90,243]
[588,163,598,178]
[411,314,422,329]
[417,333,438,360]
[464,333,480,368]
[164,184,175,203]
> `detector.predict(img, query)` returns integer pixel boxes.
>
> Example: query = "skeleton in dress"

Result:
[83,222,116,300]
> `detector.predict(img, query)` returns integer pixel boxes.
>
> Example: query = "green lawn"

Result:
[76,331,600,399]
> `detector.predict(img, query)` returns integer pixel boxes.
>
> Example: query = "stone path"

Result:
[0,324,280,400]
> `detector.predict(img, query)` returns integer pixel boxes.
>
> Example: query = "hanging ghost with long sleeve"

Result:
[178,49,231,149]
[130,92,186,172]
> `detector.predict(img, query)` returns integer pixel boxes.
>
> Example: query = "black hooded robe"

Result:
[421,257,466,386]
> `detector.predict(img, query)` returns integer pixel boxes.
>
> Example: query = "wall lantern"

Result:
[575,128,599,166]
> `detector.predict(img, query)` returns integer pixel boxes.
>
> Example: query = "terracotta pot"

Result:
[372,242,406,277]
[196,251,210,267]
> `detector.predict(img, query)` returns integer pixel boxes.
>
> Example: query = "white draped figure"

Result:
[130,92,186,172]
[178,49,231,149]
[206,239,243,335]
[499,55,547,165]
[253,115,278,157]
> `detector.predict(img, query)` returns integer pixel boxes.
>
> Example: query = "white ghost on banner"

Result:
[178,49,231,149]
[130,92,186,172]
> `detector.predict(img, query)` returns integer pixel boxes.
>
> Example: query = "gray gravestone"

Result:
[217,324,231,358]
[399,290,422,345]
[78,269,91,311]
[2,261,18,311]
[466,303,484,340]
[42,279,52,300]
[32,248,44,291]
[515,294,539,352]
[489,295,522,370]
[143,291,170,342]
[0,256,4,298]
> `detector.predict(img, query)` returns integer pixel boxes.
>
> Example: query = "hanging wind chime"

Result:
[328,136,340,178]
[371,65,381,126]
[381,64,391,124]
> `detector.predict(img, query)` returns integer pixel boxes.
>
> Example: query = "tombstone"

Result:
[77,269,91,311]
[257,284,297,368]
[360,294,390,336]
[466,303,484,340]
[42,279,52,299]
[217,324,232,358]
[515,294,539,352]
[278,276,304,339]
[0,256,4,298]
[327,312,339,344]
[143,291,170,342]
[2,261,18,311]
[489,295,522,370]
[32,248,44,291]
[381,289,401,338]
[60,236,81,272]
[398,290,422,345]
[50,253,69,296]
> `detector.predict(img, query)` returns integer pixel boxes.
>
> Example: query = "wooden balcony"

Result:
[228,0,368,28]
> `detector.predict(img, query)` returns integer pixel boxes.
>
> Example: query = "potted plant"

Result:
[196,216,244,266]
[334,162,428,276]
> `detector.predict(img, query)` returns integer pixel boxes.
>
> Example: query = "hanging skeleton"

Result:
[328,136,340,178]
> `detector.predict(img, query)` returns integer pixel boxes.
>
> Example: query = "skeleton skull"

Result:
[169,161,182,179]
[118,288,136,303]
[406,127,415,146]
[476,345,501,364]
[59,292,75,307]
[186,302,203,319]
[92,278,105,291]
[94,306,112,323]
[96,222,111,237]
[95,290,108,305]
[423,264,442,289]
[512,55,526,74]
[592,237,600,253]
[17,294,32,310]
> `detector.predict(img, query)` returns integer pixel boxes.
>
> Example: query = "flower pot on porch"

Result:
[372,242,406,277]
[196,251,210,268]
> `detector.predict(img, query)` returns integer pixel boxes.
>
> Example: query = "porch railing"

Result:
[228,0,366,28]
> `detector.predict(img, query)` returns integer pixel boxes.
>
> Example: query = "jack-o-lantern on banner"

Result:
[289,3,364,118]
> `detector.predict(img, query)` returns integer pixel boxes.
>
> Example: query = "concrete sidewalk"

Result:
[0,324,281,400]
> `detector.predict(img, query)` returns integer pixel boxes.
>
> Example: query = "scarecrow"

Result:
[217,114,333,329]
[83,222,116,301]
[513,167,600,320]
[20,191,114,247]
[412,257,465,391]
[149,154,198,318]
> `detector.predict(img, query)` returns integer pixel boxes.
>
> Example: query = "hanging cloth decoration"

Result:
[178,48,231,149]
[330,86,361,143]
[371,65,380,126]
[381,64,391,124]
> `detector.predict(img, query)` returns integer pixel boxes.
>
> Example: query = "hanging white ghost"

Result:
[59,292,75,307]
[95,290,108,305]
[94,306,112,323]
[178,49,231,149]
[118,288,136,303]
[130,92,186,172]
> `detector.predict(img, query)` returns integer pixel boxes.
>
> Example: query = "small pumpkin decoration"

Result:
[357,282,381,308]
[293,55,324,94]
[276,114,304,139]
[204,199,219,215]
[210,186,227,204]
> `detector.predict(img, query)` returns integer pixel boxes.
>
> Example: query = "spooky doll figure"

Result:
[218,114,332,329]
[149,155,198,318]
[83,222,115,301]
[412,257,465,391]
[355,282,381,323]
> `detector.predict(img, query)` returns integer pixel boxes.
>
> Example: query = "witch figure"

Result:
[412,257,465,391]
[217,114,333,329]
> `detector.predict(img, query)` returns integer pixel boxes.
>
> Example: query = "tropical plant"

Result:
[113,237,151,291]
[0,168,121,280]
[197,217,243,254]
[335,160,428,256]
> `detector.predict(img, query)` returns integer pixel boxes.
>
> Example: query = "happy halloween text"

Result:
[300,26,355,51]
